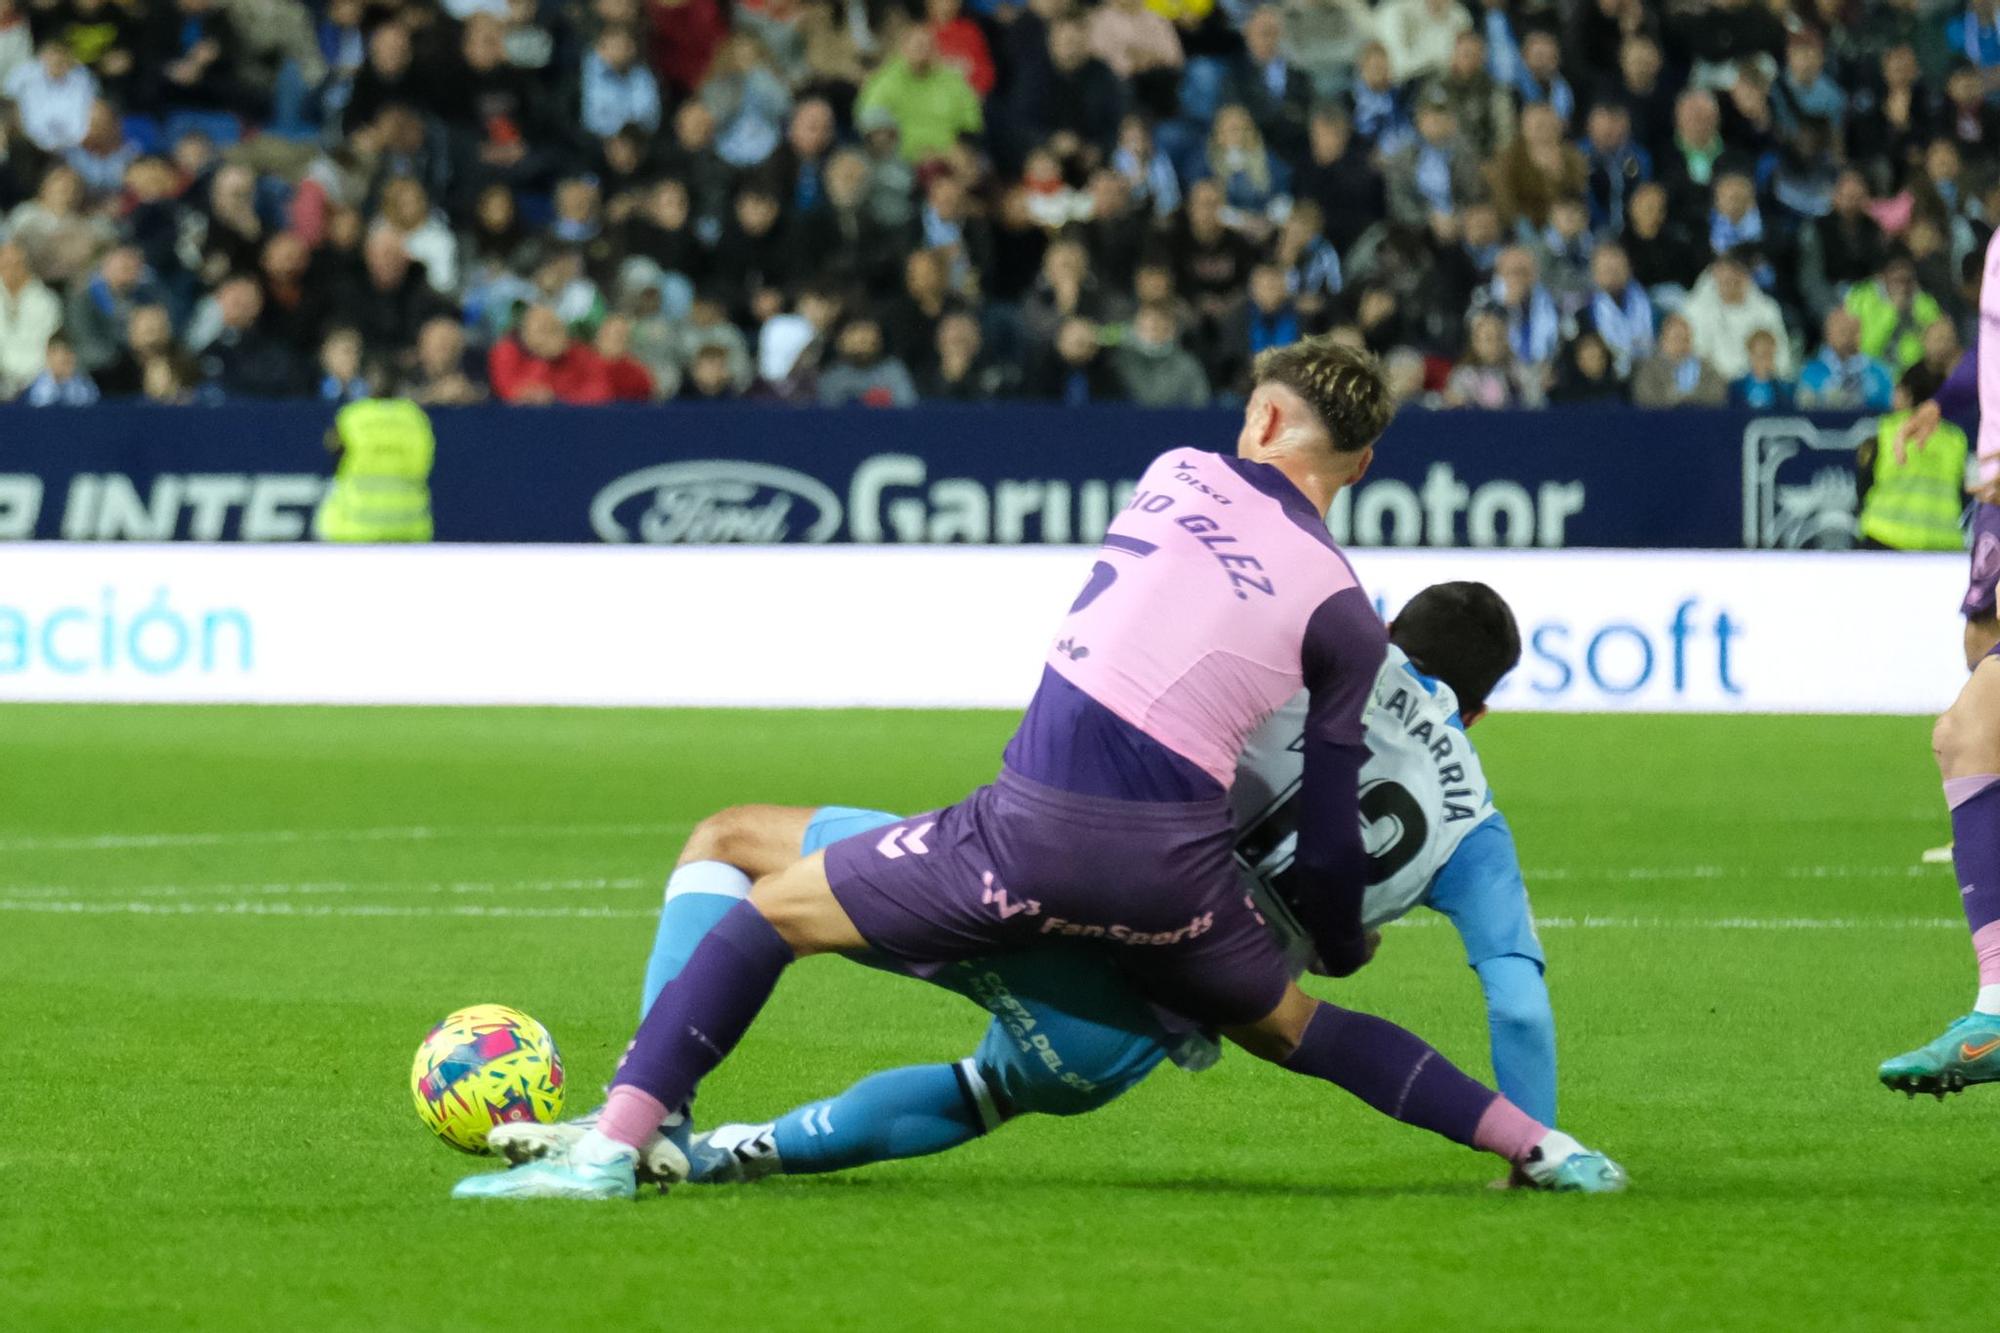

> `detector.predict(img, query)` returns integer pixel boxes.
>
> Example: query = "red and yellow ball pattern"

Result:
[410,1004,565,1153]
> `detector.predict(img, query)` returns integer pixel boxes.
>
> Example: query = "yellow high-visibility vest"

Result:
[314,398,435,543]
[1859,410,1969,552]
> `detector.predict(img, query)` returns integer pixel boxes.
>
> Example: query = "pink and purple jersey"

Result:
[1002,448,1387,970]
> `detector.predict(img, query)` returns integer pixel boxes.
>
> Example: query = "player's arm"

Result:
[1425,813,1556,1126]
[1899,334,1978,459]
[1280,587,1387,978]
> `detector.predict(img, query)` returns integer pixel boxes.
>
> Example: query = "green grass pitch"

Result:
[3,704,1993,1331]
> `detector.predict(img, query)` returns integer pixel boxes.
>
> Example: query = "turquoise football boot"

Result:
[452,1131,640,1201]
[1518,1132,1629,1194]
[1878,1012,2000,1098]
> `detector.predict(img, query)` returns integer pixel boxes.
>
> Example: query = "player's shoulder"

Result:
[1140,448,1361,576]
[1140,450,1305,512]
[1139,448,1219,480]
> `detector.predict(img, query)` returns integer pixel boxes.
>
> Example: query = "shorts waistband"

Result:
[995,766,1233,828]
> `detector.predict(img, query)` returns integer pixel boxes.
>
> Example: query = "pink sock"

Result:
[1977,922,2000,988]
[596,1085,667,1150]
[1472,1096,1547,1164]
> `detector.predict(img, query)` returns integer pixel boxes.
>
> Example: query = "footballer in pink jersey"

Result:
[1880,227,2000,1094]
[452,338,1626,1201]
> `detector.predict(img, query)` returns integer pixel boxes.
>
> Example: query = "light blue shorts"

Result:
[805,806,1174,1117]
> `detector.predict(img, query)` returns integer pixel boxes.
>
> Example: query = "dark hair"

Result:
[1389,582,1522,715]
[1899,360,1942,402]
[1251,335,1394,453]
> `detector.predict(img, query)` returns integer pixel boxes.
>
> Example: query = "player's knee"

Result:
[1487,996,1549,1041]
[1223,985,1318,1064]
[678,806,766,870]
[1936,694,2000,777]
[1228,1025,1300,1064]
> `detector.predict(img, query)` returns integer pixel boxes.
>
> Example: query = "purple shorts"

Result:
[823,768,1291,1028]
[1965,503,2000,621]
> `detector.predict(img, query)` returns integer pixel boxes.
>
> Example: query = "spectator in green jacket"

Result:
[1844,252,1945,371]
[855,28,982,163]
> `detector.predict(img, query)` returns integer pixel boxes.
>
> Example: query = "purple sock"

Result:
[1947,778,2000,989]
[607,900,794,1126]
[1949,778,2000,936]
[1281,1000,1514,1153]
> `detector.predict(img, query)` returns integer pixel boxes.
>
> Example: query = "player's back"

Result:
[1231,645,1499,936]
[1004,449,1376,802]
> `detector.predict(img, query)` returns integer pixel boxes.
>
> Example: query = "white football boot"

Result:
[486,1106,691,1186]
[1516,1131,1629,1194]
[684,1123,785,1184]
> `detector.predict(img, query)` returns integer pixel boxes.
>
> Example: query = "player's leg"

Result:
[1219,982,1625,1193]
[491,803,893,1177]
[1139,886,1620,1193]
[691,1062,992,1182]
[690,951,1174,1182]
[1880,647,2000,1095]
[642,805,893,1014]
[454,851,868,1199]
[460,780,1054,1200]
[1965,616,2000,673]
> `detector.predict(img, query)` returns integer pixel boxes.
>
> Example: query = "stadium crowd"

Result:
[0,0,1992,409]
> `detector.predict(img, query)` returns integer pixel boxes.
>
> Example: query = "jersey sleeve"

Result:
[1935,336,1979,427]
[1427,814,1556,1123]
[1280,586,1387,975]
[1426,812,1544,968]
[1471,955,1557,1125]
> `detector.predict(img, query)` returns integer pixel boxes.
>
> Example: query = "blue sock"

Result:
[769,1063,991,1174]
[641,861,752,1017]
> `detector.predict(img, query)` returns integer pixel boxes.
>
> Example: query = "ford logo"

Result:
[590,462,844,544]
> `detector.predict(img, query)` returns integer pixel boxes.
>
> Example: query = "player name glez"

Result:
[1126,484,1274,601]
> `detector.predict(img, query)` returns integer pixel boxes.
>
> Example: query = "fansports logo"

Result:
[1038,910,1214,946]
[590,461,843,544]
[981,871,1040,919]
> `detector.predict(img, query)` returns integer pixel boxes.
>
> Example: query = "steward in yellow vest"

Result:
[313,398,436,543]
[1858,363,1968,551]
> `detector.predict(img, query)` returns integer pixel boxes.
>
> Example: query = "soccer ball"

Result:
[410,1004,566,1153]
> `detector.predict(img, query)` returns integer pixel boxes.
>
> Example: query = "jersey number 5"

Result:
[1359,779,1429,886]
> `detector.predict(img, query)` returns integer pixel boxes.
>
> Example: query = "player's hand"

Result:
[1896,401,1943,463]
[1973,476,2000,507]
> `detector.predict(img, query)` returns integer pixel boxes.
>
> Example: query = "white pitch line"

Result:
[0,899,1967,930]
[0,876,653,900]
[0,899,658,920]
[1387,915,1964,931]
[0,878,651,901]
[0,822,688,853]
[1526,865,1941,882]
